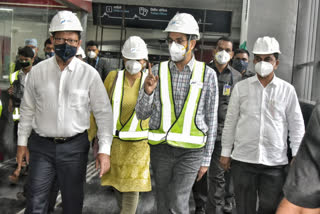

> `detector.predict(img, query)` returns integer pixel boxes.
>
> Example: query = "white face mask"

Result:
[169,42,187,62]
[125,60,143,75]
[87,51,97,59]
[215,50,231,65]
[255,61,274,77]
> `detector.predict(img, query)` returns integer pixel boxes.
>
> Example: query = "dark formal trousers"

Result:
[192,171,207,211]
[231,160,286,214]
[206,138,234,214]
[25,131,90,214]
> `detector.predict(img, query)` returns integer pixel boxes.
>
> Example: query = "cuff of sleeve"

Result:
[98,137,112,155]
[142,90,154,105]
[221,148,232,157]
[18,135,29,146]
[291,146,299,157]
[201,159,210,167]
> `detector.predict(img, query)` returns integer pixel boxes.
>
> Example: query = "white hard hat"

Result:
[164,13,200,40]
[49,10,83,33]
[122,36,148,60]
[76,47,86,58]
[252,36,281,54]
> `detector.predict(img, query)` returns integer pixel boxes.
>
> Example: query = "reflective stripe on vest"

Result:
[10,71,19,85]
[0,99,2,117]
[112,69,148,141]
[13,107,20,121]
[148,60,207,148]
[10,71,20,121]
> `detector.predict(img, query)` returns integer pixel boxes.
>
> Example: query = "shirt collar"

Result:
[169,55,195,72]
[53,56,77,72]
[250,73,279,87]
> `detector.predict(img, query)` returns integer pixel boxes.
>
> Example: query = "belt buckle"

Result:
[54,137,67,144]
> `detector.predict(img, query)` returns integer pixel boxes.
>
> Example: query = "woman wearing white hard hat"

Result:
[135,13,219,214]
[89,36,151,214]
[16,10,114,213]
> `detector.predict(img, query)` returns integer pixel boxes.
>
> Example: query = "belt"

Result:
[35,131,86,144]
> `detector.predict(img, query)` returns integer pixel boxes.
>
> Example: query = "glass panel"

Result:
[0,8,13,81]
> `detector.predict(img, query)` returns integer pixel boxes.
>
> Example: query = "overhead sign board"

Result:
[93,4,232,34]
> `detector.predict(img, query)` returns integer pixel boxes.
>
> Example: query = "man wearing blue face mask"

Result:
[232,49,255,79]
[135,13,219,214]
[16,10,113,213]
[220,36,305,214]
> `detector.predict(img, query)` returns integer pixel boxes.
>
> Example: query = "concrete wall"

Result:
[246,0,299,83]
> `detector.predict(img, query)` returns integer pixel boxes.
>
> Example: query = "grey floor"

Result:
[0,153,199,214]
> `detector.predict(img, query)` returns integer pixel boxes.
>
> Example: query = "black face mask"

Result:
[20,61,31,68]
[232,59,249,73]
[54,43,77,62]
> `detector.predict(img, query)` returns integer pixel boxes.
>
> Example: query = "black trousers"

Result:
[25,131,89,214]
[231,160,286,214]
[205,139,234,214]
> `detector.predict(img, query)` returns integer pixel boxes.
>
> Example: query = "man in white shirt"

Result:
[16,11,113,214]
[220,36,305,214]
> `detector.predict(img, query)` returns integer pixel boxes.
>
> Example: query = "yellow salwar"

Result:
[89,70,151,192]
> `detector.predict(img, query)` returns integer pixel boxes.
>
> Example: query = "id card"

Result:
[223,84,231,96]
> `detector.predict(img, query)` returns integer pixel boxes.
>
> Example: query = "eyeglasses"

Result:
[166,38,187,45]
[54,37,78,45]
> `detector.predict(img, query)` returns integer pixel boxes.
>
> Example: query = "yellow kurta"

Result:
[90,70,151,192]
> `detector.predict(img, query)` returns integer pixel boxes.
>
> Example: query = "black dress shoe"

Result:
[223,202,233,213]
[195,207,206,214]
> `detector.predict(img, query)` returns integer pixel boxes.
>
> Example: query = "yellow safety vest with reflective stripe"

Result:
[10,70,19,84]
[148,60,207,148]
[0,99,2,117]
[9,70,20,121]
[112,69,148,141]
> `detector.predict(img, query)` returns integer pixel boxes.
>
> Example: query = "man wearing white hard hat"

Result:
[89,36,151,214]
[220,36,305,214]
[16,10,113,213]
[135,13,219,214]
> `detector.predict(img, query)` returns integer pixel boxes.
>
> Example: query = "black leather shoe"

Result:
[195,207,206,214]
[223,202,233,213]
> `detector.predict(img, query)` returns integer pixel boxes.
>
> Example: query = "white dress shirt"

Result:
[221,75,305,166]
[18,56,113,155]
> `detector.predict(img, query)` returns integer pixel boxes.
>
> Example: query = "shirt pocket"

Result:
[68,89,89,109]
[269,99,286,122]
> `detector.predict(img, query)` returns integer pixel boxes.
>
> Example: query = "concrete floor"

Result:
[0,153,199,214]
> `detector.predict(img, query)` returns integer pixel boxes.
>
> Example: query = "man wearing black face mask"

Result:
[15,11,113,213]
[232,49,255,80]
[44,38,55,59]
[8,46,34,184]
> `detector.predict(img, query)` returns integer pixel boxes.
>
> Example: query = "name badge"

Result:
[190,80,203,88]
[223,84,231,96]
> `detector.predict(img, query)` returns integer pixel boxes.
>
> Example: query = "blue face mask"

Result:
[232,59,249,73]
[45,52,55,59]
[54,43,77,62]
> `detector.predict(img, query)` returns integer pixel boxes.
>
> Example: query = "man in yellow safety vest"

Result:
[135,13,219,214]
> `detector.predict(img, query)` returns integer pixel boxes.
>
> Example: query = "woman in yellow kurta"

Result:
[89,36,151,214]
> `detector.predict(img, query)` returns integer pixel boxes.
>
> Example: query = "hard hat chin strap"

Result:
[185,35,193,56]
